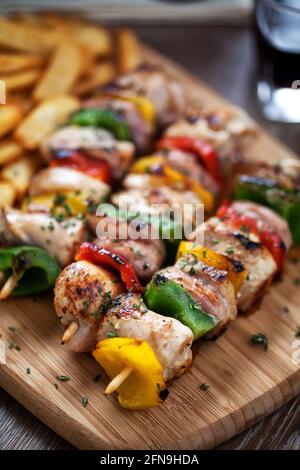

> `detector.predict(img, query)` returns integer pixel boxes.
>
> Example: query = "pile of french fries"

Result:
[0,12,143,207]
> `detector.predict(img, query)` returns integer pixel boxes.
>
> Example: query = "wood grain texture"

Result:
[1,34,300,450]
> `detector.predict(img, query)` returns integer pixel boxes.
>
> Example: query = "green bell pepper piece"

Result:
[144,273,218,339]
[0,246,60,298]
[70,108,132,141]
[235,175,300,245]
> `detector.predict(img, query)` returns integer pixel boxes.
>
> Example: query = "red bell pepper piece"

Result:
[156,136,224,185]
[50,150,111,184]
[75,242,143,293]
[217,202,286,271]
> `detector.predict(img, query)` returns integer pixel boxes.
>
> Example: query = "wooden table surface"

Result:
[1,23,299,451]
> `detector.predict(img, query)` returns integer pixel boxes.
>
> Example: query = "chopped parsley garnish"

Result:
[225,246,235,255]
[240,224,250,234]
[82,396,89,408]
[89,311,99,320]
[26,368,31,375]
[199,383,210,391]
[106,331,118,338]
[295,327,300,338]
[251,333,268,351]
[54,193,66,205]
[56,375,70,382]
[189,266,196,275]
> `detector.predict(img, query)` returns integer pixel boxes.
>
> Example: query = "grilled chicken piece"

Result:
[229,201,292,250]
[29,167,110,204]
[165,106,256,176]
[244,159,300,192]
[0,208,87,266]
[93,238,165,282]
[158,255,237,338]
[97,292,193,381]
[84,97,153,153]
[88,212,166,281]
[54,260,124,352]
[190,218,277,311]
[113,183,203,212]
[110,65,186,127]
[41,126,134,180]
[112,185,203,233]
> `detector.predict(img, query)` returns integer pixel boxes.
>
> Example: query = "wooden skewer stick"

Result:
[105,365,133,395]
[61,322,79,344]
[0,274,18,300]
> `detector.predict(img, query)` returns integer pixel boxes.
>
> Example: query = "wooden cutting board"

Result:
[0,46,300,450]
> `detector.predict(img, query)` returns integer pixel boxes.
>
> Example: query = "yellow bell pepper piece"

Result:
[93,337,165,410]
[104,93,156,125]
[131,156,214,212]
[177,241,248,294]
[130,155,165,174]
[162,165,214,211]
[22,191,89,216]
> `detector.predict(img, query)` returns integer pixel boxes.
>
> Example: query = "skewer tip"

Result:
[0,274,18,301]
[61,321,79,344]
[105,365,133,395]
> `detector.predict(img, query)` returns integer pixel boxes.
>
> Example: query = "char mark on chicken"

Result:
[190,218,277,311]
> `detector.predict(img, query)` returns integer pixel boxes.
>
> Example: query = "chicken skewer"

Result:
[52,88,262,401]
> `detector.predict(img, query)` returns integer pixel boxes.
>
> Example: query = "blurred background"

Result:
[1,1,299,136]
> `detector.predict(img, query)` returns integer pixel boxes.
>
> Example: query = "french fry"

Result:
[0,104,23,138]
[33,39,83,101]
[39,12,74,33]
[2,69,41,92]
[115,28,142,73]
[12,12,43,26]
[0,139,23,166]
[80,47,96,78]
[15,95,80,149]
[73,61,115,96]
[0,53,44,74]
[1,155,40,198]
[0,181,17,207]
[0,17,60,54]
[69,22,112,57]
